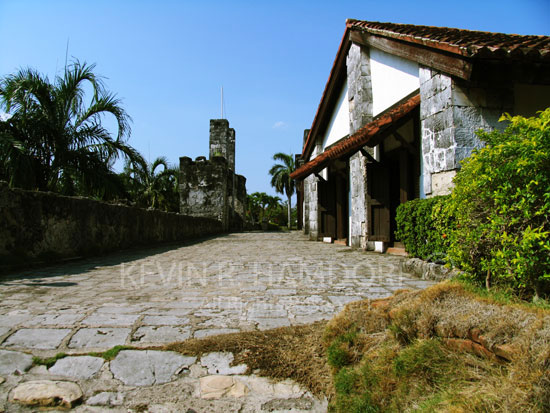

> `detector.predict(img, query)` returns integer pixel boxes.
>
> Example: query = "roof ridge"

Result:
[346,19,550,59]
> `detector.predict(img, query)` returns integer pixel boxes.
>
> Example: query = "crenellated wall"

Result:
[179,119,247,231]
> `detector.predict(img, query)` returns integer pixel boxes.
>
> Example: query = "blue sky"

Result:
[1,0,548,197]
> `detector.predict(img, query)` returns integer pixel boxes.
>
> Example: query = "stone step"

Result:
[386,247,408,257]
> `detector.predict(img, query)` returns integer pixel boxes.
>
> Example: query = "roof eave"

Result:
[302,23,354,160]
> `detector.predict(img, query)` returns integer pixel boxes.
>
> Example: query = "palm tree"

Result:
[269,152,295,229]
[122,156,179,211]
[246,192,282,225]
[0,60,140,199]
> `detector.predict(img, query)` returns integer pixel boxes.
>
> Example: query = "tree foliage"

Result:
[269,152,296,229]
[446,109,550,297]
[121,156,179,212]
[0,61,140,200]
[246,192,283,224]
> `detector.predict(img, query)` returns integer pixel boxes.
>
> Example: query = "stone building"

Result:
[179,119,247,231]
[291,20,550,251]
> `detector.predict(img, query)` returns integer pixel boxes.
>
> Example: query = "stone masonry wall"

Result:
[420,66,514,196]
[179,156,229,230]
[209,119,236,172]
[228,173,247,231]
[347,44,373,133]
[0,182,222,271]
[303,174,319,240]
[347,43,373,248]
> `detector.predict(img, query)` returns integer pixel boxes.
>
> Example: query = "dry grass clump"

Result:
[162,281,549,411]
[164,322,333,396]
[324,281,550,412]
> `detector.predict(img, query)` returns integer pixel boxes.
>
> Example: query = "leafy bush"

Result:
[395,195,452,262]
[446,109,550,297]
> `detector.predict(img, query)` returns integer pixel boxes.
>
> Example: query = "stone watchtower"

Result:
[179,119,247,231]
[209,119,235,172]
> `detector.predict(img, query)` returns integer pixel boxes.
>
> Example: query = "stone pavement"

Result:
[0,232,434,412]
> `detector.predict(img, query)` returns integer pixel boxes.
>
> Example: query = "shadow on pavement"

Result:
[0,233,238,284]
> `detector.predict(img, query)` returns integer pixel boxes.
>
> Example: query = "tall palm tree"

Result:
[269,152,295,229]
[122,156,179,211]
[0,60,140,199]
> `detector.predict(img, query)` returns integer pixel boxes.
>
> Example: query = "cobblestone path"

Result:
[0,232,434,412]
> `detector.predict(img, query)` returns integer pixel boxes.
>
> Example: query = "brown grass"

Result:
[324,281,550,412]
[161,281,549,411]
[163,322,333,396]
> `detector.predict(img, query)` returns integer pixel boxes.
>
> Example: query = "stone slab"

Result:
[327,296,363,306]
[141,315,190,326]
[68,328,130,349]
[194,328,239,339]
[0,349,33,375]
[132,326,191,343]
[199,375,249,399]
[200,352,247,375]
[49,356,104,379]
[95,305,146,314]
[82,313,140,326]
[9,380,83,408]
[0,314,31,327]
[110,350,196,386]
[24,313,84,326]
[3,328,71,349]
[86,391,124,406]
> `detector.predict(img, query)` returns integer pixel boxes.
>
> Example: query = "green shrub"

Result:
[395,195,452,262]
[446,109,550,297]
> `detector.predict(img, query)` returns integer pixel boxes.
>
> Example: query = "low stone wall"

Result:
[401,257,462,281]
[0,182,223,270]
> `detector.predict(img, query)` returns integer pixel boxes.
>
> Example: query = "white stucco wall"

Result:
[370,48,419,116]
[321,80,350,151]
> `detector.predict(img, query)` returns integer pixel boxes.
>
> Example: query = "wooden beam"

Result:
[360,148,378,163]
[350,31,473,80]
[366,106,418,148]
[314,173,326,182]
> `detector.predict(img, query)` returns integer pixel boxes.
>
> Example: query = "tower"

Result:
[209,119,235,171]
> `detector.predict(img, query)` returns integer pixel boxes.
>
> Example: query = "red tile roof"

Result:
[348,20,550,60]
[300,20,550,162]
[291,94,420,180]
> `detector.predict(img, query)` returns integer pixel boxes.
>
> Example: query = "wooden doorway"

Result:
[318,160,349,242]
[367,112,421,243]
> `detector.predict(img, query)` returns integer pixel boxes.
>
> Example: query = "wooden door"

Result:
[335,174,348,240]
[368,163,391,242]
[318,178,336,239]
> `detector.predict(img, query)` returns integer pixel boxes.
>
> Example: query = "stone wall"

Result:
[209,119,236,172]
[303,174,319,240]
[228,174,247,231]
[347,44,373,133]
[180,119,247,231]
[347,42,373,248]
[420,66,513,196]
[179,156,229,230]
[0,182,223,270]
